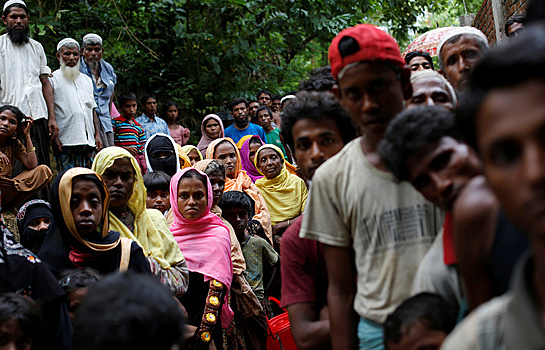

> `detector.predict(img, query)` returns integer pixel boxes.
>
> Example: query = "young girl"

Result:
[170,168,233,348]
[165,101,190,146]
[0,105,52,209]
[182,145,203,167]
[0,293,41,350]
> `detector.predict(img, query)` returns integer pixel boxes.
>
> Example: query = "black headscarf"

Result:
[145,134,179,176]
[16,200,54,255]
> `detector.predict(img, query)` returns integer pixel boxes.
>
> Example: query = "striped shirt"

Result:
[112,116,146,154]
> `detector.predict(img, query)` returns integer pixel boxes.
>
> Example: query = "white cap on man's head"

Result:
[437,27,489,67]
[82,33,103,46]
[56,38,79,51]
[3,0,26,12]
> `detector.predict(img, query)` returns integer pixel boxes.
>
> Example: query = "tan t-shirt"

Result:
[300,138,444,323]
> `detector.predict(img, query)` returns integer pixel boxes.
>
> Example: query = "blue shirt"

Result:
[225,123,267,144]
[135,114,171,139]
[79,58,117,133]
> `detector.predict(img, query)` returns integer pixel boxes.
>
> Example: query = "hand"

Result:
[272,220,289,237]
[0,151,9,165]
[95,136,103,152]
[124,146,139,156]
[319,305,329,320]
[21,115,33,136]
[53,137,63,153]
[48,119,59,141]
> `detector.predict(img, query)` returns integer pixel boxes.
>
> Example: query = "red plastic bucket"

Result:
[266,297,297,350]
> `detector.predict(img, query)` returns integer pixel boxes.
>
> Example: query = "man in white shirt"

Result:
[50,38,102,173]
[0,0,58,178]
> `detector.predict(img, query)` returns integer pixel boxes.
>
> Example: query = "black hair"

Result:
[118,92,137,107]
[256,90,272,100]
[457,23,545,153]
[143,171,171,192]
[256,106,273,119]
[218,190,255,218]
[73,174,106,202]
[404,51,434,70]
[0,293,41,341]
[378,106,458,182]
[203,159,226,179]
[180,169,208,193]
[59,268,101,294]
[3,3,28,17]
[72,272,186,350]
[249,136,262,147]
[164,100,179,115]
[248,99,259,105]
[140,93,156,106]
[271,94,281,101]
[281,90,357,151]
[505,14,525,36]
[298,66,335,92]
[384,293,456,346]
[229,97,249,111]
[0,104,25,135]
[526,0,545,24]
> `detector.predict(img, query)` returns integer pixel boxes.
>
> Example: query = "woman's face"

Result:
[101,158,135,210]
[166,105,178,121]
[205,119,221,139]
[214,142,238,179]
[70,178,103,237]
[248,140,261,166]
[27,217,52,232]
[188,149,200,166]
[258,148,283,179]
[177,177,208,220]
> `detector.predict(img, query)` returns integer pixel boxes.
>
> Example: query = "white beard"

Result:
[60,60,81,81]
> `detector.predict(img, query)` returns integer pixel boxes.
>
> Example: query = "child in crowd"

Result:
[112,92,147,173]
[383,293,456,350]
[0,105,52,210]
[143,171,171,215]
[256,106,289,161]
[219,191,279,302]
[182,145,203,167]
[0,293,41,350]
[58,268,101,322]
[164,101,190,146]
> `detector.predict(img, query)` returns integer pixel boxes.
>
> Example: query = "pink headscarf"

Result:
[169,167,234,327]
[197,114,225,156]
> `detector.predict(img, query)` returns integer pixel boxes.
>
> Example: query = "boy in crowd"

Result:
[384,293,456,350]
[256,106,288,161]
[219,191,279,302]
[112,92,147,172]
[143,171,171,215]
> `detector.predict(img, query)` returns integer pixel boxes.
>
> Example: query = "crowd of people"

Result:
[1,0,545,348]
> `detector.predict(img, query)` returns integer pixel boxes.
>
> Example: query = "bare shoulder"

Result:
[453,175,499,228]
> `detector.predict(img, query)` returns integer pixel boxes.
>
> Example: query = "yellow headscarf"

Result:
[182,145,203,164]
[58,168,118,251]
[91,147,186,269]
[236,135,253,150]
[254,144,308,225]
[206,138,273,242]
[175,144,192,169]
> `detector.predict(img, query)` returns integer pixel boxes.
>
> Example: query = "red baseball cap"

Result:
[329,24,405,81]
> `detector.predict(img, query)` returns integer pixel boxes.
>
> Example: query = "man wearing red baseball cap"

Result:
[300,24,443,349]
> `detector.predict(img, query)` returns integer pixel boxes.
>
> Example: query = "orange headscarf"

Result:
[206,138,272,242]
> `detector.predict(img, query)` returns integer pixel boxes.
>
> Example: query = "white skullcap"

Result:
[82,33,103,46]
[56,38,79,51]
[280,95,296,104]
[3,0,26,12]
[437,27,489,68]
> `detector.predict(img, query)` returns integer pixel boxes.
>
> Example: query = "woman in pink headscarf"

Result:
[169,167,233,348]
[197,114,225,156]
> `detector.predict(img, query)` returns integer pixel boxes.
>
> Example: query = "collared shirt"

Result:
[112,116,146,154]
[135,114,170,139]
[80,58,117,132]
[0,35,51,119]
[49,70,97,147]
[441,251,545,350]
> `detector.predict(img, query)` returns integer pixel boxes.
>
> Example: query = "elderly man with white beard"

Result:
[50,38,102,173]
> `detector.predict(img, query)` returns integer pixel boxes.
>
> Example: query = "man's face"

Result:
[477,79,545,238]
[2,7,28,31]
[231,102,248,123]
[292,118,345,180]
[408,56,432,72]
[406,77,454,111]
[271,99,281,112]
[440,36,483,91]
[57,46,80,67]
[386,320,447,350]
[257,109,272,130]
[248,102,260,119]
[82,44,103,65]
[258,93,271,107]
[101,158,135,210]
[408,136,481,211]
[335,62,410,138]
[143,97,157,116]
[508,22,524,37]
